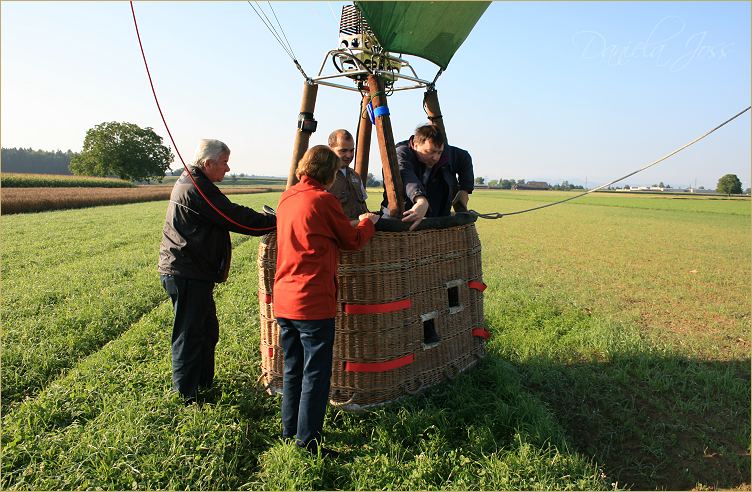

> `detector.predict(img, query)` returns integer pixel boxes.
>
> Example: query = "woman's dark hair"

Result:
[295,145,340,185]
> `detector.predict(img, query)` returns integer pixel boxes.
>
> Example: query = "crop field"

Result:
[1,190,749,490]
[0,173,137,188]
[1,186,279,215]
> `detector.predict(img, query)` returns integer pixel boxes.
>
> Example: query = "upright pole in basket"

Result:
[368,74,404,218]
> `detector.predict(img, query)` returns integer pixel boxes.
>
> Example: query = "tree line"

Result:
[480,177,585,191]
[1,148,76,175]
[4,121,747,194]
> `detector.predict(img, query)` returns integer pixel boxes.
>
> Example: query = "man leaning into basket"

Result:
[158,139,276,404]
[381,124,474,230]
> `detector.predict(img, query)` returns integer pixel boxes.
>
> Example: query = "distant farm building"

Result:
[513,181,550,190]
[624,186,718,194]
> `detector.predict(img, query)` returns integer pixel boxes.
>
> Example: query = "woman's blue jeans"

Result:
[277,317,335,452]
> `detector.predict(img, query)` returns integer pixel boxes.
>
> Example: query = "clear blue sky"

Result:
[2,1,750,189]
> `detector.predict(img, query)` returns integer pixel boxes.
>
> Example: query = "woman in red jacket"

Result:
[274,145,379,456]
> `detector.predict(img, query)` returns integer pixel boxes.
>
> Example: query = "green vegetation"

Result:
[469,190,750,489]
[1,203,169,411]
[717,173,743,196]
[550,180,585,191]
[475,188,750,215]
[1,148,76,175]
[1,190,749,490]
[1,173,136,188]
[70,121,173,183]
[157,175,287,188]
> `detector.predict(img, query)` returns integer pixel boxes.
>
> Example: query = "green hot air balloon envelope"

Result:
[354,1,491,70]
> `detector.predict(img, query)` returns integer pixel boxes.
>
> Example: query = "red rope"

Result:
[345,354,414,372]
[344,299,412,314]
[130,2,274,233]
[469,281,487,292]
[260,344,275,358]
[472,328,490,339]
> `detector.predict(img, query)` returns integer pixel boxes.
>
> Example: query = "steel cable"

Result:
[470,106,751,219]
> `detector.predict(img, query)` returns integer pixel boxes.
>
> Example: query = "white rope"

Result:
[308,1,337,42]
[248,1,310,80]
[248,1,294,60]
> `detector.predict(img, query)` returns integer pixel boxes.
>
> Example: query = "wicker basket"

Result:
[257,222,486,410]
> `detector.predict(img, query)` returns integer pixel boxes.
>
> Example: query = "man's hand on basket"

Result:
[402,196,429,231]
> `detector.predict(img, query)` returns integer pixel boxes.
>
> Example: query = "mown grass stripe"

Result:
[1,240,274,491]
[0,199,263,413]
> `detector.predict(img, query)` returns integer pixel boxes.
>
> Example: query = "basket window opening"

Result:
[447,286,460,308]
[423,318,441,345]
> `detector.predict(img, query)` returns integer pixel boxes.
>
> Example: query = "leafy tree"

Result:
[488,179,498,187]
[475,176,485,185]
[517,179,525,184]
[623,184,630,190]
[500,179,513,189]
[366,173,381,187]
[659,181,665,188]
[716,174,742,195]
[69,122,173,183]
[172,167,185,176]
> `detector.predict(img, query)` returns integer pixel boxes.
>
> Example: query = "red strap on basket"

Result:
[261,345,274,357]
[473,329,491,339]
[469,281,487,292]
[345,353,414,372]
[344,299,411,314]
[261,294,272,303]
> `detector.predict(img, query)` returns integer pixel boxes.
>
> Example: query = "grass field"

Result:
[1,190,749,490]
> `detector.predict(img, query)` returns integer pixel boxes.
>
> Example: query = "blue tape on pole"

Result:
[374,106,390,118]
[366,103,375,125]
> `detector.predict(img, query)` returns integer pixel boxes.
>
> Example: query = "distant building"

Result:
[513,181,550,190]
[623,186,717,194]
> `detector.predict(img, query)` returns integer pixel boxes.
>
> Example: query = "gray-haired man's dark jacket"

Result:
[158,166,276,283]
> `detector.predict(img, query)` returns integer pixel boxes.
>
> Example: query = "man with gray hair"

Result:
[158,138,276,404]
